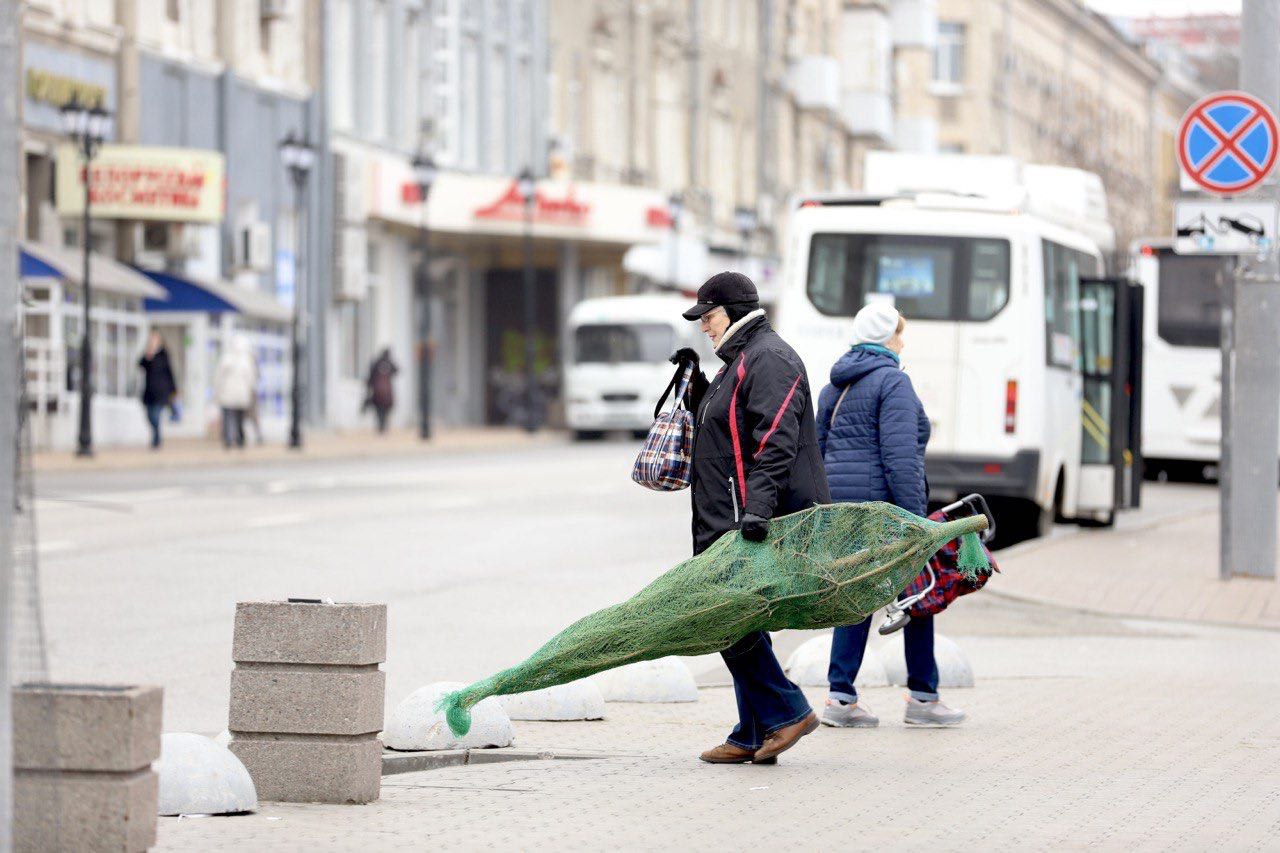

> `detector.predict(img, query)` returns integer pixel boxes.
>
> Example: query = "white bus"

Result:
[1128,239,1233,478]
[564,295,715,440]
[777,153,1142,539]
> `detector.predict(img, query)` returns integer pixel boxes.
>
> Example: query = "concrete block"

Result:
[230,735,381,804]
[385,682,514,751]
[233,601,387,665]
[878,631,975,688]
[15,768,158,853]
[783,633,889,688]
[592,657,700,703]
[229,666,384,735]
[498,680,607,721]
[156,733,258,816]
[12,684,163,773]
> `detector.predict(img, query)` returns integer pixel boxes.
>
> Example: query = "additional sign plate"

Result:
[1173,200,1279,255]
[1177,91,1279,196]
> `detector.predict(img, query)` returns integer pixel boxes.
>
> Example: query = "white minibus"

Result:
[778,153,1142,538]
[564,295,715,440]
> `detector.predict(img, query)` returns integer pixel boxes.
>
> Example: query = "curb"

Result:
[382,748,612,776]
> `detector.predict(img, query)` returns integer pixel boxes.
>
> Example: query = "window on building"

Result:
[933,22,965,87]
[404,11,422,149]
[370,0,389,141]
[331,0,354,131]
[167,0,181,22]
[460,33,481,169]
[489,46,507,171]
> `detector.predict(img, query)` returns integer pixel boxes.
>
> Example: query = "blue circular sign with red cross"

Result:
[1178,91,1280,196]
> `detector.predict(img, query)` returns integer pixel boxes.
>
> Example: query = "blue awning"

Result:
[20,249,61,279]
[137,268,292,323]
[19,241,168,299]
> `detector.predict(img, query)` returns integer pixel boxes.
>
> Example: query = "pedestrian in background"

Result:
[138,329,177,449]
[675,272,829,765]
[816,302,966,728]
[215,334,258,449]
[364,348,399,434]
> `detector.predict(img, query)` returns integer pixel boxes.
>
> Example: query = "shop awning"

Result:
[19,241,168,300]
[137,269,293,323]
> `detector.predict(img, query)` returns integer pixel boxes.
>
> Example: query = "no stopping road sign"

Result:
[1178,91,1279,196]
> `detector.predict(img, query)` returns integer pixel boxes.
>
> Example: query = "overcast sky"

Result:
[1086,0,1240,15]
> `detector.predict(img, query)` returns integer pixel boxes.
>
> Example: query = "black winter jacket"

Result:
[139,348,177,406]
[687,315,830,554]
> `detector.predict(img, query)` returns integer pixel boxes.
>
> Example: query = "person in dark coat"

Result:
[672,271,829,765]
[138,330,177,449]
[815,301,965,728]
[364,348,399,433]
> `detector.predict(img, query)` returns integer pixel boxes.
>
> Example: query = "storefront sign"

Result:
[56,145,226,223]
[471,180,592,226]
[23,42,116,136]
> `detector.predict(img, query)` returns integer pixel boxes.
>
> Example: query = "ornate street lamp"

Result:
[278,132,315,450]
[516,167,539,433]
[411,152,438,440]
[667,192,684,291]
[734,205,758,267]
[61,96,114,458]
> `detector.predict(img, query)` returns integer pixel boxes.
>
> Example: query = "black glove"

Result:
[740,513,769,542]
[669,347,700,366]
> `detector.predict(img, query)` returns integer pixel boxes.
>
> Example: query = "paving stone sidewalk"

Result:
[157,603,1280,851]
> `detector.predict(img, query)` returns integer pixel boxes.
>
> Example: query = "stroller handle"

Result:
[938,493,997,544]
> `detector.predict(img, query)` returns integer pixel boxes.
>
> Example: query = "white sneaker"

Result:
[820,699,879,728]
[903,697,966,727]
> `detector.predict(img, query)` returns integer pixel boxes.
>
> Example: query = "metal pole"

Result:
[418,205,432,439]
[0,0,21,842]
[288,172,305,449]
[1221,0,1280,579]
[75,144,93,457]
[522,194,538,433]
[668,215,679,290]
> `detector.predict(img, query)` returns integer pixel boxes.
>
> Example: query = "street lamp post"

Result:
[61,97,113,458]
[411,153,438,440]
[734,205,757,269]
[667,193,683,291]
[278,132,315,450]
[517,167,538,433]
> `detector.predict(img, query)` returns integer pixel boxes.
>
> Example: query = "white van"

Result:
[564,295,715,440]
[777,153,1142,536]
[1128,239,1234,476]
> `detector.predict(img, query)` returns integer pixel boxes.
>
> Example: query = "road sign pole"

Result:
[1223,0,1280,579]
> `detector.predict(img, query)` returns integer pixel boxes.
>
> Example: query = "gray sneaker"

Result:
[820,699,879,728]
[903,697,966,727]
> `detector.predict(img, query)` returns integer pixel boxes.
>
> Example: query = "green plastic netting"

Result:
[439,501,989,735]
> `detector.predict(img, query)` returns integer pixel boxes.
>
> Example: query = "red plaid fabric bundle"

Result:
[903,507,999,618]
[632,364,695,492]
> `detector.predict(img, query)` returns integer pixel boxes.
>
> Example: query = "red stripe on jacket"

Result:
[756,374,803,456]
[728,356,748,507]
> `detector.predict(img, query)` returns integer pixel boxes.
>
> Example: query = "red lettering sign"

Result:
[471,180,591,226]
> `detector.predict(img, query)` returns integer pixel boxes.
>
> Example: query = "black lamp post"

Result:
[734,205,757,268]
[411,153,438,440]
[278,132,315,450]
[516,167,538,433]
[61,96,113,458]
[667,193,683,291]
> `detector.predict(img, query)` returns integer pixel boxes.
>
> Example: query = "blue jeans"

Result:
[145,403,166,447]
[828,613,940,703]
[721,631,812,750]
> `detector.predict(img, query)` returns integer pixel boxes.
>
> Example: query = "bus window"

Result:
[1043,241,1089,369]
[1156,252,1229,349]
[574,323,675,365]
[806,234,1010,321]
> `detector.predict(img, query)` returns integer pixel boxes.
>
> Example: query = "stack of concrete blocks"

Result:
[228,601,387,804]
[13,684,162,852]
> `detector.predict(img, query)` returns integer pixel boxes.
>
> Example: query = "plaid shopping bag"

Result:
[632,363,695,492]
[902,507,999,618]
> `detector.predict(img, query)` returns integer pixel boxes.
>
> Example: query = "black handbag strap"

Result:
[654,363,694,421]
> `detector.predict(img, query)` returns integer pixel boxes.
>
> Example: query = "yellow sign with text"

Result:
[56,145,225,223]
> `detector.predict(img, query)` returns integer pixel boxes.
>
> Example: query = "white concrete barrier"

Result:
[498,680,607,721]
[879,632,974,688]
[156,733,258,817]
[593,657,699,703]
[783,633,889,688]
[385,682,514,751]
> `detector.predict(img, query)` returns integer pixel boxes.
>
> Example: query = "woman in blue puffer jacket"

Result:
[815,302,966,729]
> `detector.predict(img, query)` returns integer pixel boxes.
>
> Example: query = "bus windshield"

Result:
[806,234,1011,321]
[1157,250,1230,349]
[574,323,675,365]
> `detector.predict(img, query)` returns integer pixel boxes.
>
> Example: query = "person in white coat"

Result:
[215,335,259,449]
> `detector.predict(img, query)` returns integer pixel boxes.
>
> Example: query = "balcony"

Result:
[841,91,894,143]
[787,55,840,113]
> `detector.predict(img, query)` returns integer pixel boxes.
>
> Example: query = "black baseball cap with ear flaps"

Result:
[681,271,761,320]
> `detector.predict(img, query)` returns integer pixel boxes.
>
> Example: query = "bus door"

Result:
[1076,278,1145,522]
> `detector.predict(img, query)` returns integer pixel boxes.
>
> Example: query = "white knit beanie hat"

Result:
[851,301,900,346]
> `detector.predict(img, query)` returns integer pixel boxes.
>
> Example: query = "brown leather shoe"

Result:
[753,712,819,763]
[699,742,776,764]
